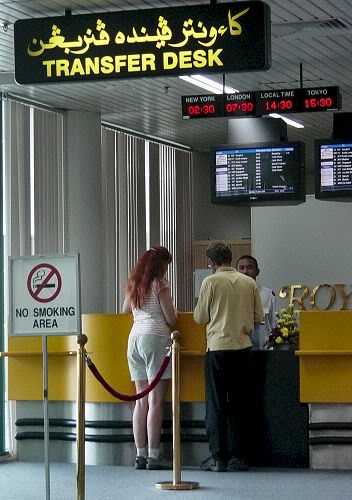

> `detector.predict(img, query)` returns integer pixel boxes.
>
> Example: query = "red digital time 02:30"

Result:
[185,103,219,117]
[182,94,222,119]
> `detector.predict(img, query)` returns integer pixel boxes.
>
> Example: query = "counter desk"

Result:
[4,313,308,467]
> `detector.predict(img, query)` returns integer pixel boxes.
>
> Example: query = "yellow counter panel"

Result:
[5,312,206,403]
[297,310,352,403]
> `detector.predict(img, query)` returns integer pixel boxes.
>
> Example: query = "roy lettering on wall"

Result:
[279,283,352,311]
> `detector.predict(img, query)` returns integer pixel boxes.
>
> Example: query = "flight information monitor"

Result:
[315,139,352,199]
[211,141,305,204]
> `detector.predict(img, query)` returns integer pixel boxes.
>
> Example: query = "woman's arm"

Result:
[122,295,132,313]
[159,287,178,327]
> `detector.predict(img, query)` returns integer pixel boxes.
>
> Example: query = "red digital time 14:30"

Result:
[262,99,295,112]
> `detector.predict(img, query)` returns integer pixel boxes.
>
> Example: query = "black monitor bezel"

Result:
[210,141,305,205]
[315,138,352,200]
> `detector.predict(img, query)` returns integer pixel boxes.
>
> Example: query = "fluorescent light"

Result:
[179,74,239,94]
[179,75,223,94]
[269,113,305,129]
[180,75,305,128]
[186,75,239,93]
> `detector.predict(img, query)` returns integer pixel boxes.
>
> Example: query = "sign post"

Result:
[9,254,81,500]
[43,334,50,500]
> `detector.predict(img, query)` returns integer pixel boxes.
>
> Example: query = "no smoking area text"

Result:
[16,306,76,329]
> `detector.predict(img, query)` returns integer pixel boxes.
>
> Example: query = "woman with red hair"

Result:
[122,246,177,470]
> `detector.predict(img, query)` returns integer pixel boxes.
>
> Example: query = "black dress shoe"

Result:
[200,456,227,472]
[227,456,249,471]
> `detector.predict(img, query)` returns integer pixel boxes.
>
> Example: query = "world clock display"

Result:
[181,86,341,119]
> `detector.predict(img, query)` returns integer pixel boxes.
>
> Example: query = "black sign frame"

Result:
[14,1,271,84]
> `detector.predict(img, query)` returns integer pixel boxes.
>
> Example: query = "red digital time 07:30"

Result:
[223,92,256,117]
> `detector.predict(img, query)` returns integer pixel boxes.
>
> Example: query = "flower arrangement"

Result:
[264,305,299,350]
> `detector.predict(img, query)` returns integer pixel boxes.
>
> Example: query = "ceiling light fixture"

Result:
[179,74,239,94]
[269,113,305,129]
[179,75,305,128]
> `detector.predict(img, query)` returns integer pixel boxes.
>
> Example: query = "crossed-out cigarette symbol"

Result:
[32,269,56,289]
[27,263,62,303]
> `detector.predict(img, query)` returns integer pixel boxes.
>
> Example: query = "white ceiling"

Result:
[1,0,352,186]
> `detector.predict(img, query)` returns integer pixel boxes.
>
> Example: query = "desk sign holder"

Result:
[9,254,81,500]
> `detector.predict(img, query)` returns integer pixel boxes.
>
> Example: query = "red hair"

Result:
[126,246,172,309]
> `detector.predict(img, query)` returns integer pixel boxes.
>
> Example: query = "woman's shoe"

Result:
[135,455,147,470]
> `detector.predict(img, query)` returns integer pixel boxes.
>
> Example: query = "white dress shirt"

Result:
[252,285,277,349]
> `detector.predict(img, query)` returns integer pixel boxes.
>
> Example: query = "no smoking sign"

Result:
[27,263,62,303]
[10,254,81,336]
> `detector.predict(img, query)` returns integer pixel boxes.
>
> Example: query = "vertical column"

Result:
[65,110,103,313]
[0,95,5,455]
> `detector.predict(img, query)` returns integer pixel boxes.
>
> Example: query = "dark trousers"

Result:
[205,348,252,461]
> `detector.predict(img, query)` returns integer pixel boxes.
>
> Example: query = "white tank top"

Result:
[130,278,171,337]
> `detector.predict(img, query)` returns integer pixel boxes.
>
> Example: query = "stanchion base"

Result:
[155,481,200,490]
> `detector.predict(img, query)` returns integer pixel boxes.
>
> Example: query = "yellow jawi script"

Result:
[41,48,223,78]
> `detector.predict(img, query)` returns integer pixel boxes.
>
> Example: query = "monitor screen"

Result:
[211,141,305,204]
[315,139,352,199]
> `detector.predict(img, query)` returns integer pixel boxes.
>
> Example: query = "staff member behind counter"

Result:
[236,255,278,350]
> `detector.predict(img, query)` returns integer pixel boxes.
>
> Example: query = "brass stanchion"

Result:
[77,334,87,500]
[155,331,199,490]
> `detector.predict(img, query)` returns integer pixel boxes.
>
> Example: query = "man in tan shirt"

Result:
[194,242,264,472]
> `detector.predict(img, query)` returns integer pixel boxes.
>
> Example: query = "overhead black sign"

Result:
[14,1,271,84]
[182,86,341,119]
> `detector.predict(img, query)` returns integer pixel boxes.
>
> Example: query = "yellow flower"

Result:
[281,327,289,337]
[275,336,283,344]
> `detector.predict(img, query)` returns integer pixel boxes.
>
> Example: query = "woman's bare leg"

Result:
[147,379,170,449]
[133,380,149,449]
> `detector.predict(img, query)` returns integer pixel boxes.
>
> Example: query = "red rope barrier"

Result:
[86,353,171,401]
